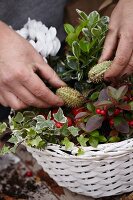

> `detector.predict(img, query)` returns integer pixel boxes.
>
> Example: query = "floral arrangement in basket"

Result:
[0,9,133,156]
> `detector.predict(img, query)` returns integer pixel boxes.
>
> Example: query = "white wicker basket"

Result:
[27,138,133,198]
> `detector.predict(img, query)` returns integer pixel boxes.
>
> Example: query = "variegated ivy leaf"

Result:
[68,126,80,137]
[77,148,85,156]
[129,101,133,110]
[47,111,52,120]
[0,145,11,155]
[77,135,89,147]
[14,112,24,123]
[61,137,74,150]
[35,115,55,130]
[28,136,42,147]
[8,135,18,144]
[53,108,67,123]
[0,122,7,134]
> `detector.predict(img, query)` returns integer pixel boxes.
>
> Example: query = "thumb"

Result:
[99,30,117,63]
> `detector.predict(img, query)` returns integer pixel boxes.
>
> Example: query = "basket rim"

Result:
[26,138,133,160]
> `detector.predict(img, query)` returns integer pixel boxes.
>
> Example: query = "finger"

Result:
[104,34,133,80]
[2,91,27,110]
[99,28,118,63]
[8,83,51,108]
[35,62,66,88]
[0,95,8,107]
[22,71,64,107]
[121,54,133,76]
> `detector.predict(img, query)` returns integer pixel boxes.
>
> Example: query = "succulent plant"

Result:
[56,86,85,107]
[88,61,112,83]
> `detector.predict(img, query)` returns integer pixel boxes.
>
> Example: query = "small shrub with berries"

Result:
[0,10,133,155]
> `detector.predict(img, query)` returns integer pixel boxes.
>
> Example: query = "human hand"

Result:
[0,21,66,110]
[99,0,133,81]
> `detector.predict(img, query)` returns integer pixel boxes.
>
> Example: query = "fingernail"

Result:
[57,102,64,107]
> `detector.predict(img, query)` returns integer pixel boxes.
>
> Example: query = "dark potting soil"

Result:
[0,165,38,199]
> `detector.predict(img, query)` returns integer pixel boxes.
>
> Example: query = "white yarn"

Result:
[16,18,61,60]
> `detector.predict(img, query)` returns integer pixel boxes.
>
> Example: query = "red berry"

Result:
[96,108,101,114]
[123,96,129,101]
[114,109,121,115]
[25,171,33,177]
[55,122,63,128]
[66,116,73,127]
[100,110,106,116]
[129,121,133,127]
[71,107,86,116]
[109,119,114,126]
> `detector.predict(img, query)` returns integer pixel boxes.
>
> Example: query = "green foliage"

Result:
[0,10,132,157]
[0,84,132,156]
[55,10,109,91]
[0,122,7,134]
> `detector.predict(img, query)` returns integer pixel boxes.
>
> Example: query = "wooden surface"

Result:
[0,144,132,200]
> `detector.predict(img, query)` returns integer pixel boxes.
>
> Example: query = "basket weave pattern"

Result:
[27,138,133,198]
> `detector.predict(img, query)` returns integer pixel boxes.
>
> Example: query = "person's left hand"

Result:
[99,0,133,81]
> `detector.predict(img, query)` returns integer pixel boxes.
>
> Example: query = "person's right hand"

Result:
[0,21,65,110]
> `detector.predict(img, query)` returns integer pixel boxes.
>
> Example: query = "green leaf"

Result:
[117,85,128,100]
[47,111,52,120]
[91,27,101,37]
[86,103,95,112]
[82,28,91,38]
[89,136,99,147]
[90,91,99,101]
[107,86,118,100]
[72,41,81,59]
[77,148,85,156]
[87,11,100,28]
[90,130,99,138]
[10,145,17,153]
[0,122,7,134]
[66,55,79,70]
[114,116,123,126]
[28,136,42,147]
[76,9,88,20]
[79,39,90,52]
[53,107,67,123]
[0,145,11,155]
[68,126,80,137]
[77,135,89,147]
[60,124,69,136]
[26,128,37,138]
[75,23,86,36]
[109,136,120,143]
[8,135,18,144]
[99,135,107,143]
[129,101,133,110]
[66,32,78,46]
[14,112,24,123]
[107,85,128,101]
[61,137,74,150]
[64,23,75,34]
[35,115,55,129]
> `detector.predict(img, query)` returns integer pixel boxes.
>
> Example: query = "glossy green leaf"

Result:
[64,23,75,34]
